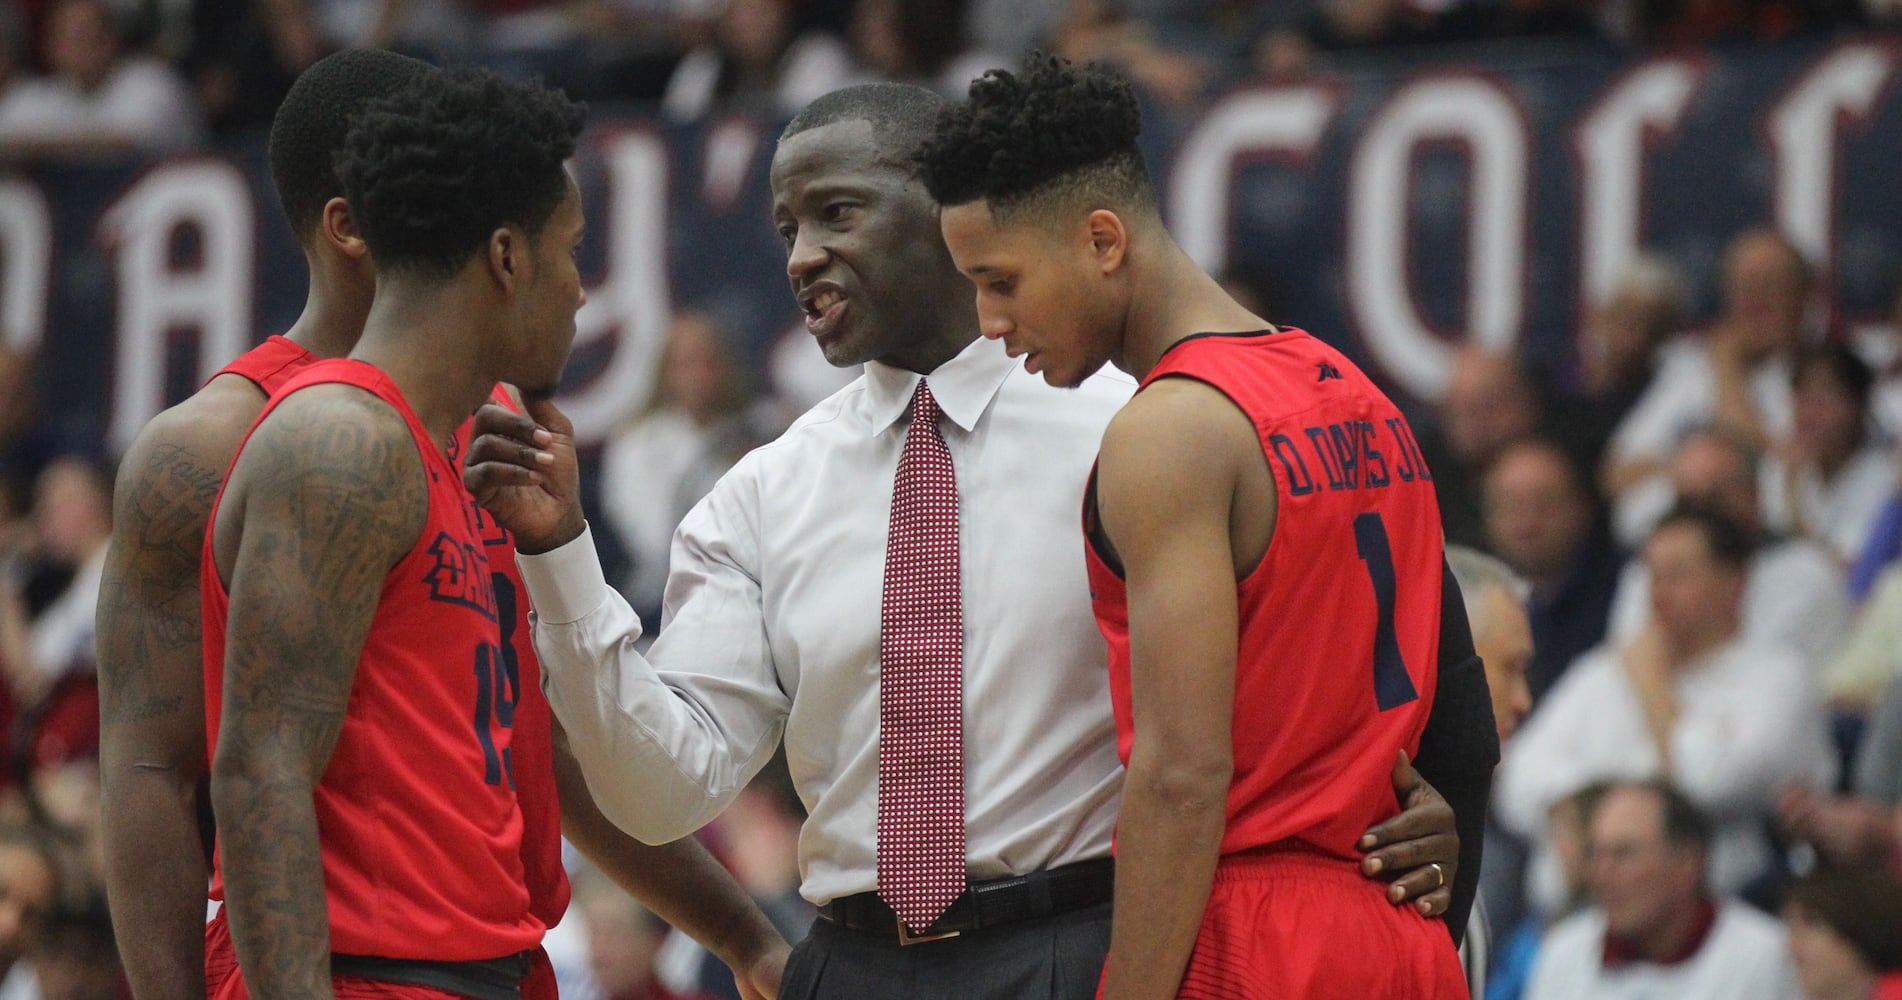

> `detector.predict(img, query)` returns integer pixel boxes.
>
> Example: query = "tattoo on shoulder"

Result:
[223,391,428,722]
[97,424,238,723]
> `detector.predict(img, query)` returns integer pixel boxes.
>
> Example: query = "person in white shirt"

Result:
[1761,343,1896,563]
[464,82,1472,999]
[1607,427,1852,669]
[1604,230,1813,548]
[1525,781,1801,1000]
[1445,546,1536,998]
[598,309,781,618]
[0,0,204,156]
[1499,506,1836,908]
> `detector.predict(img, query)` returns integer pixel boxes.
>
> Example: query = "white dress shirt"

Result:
[1607,339,1794,548]
[0,59,204,151]
[1759,443,1896,562]
[1494,638,1835,904]
[1606,538,1852,669]
[520,336,1136,905]
[1525,901,1799,1000]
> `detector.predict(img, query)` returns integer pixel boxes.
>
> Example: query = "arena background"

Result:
[6,34,1902,463]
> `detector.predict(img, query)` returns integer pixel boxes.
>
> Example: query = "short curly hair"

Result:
[268,49,436,243]
[916,53,1152,220]
[336,66,587,283]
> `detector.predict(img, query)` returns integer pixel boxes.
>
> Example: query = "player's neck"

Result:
[283,253,371,360]
[1116,242,1269,380]
[354,281,504,445]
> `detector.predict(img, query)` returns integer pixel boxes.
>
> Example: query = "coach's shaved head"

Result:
[781,83,946,164]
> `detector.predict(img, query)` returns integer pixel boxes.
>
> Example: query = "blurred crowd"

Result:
[2,0,1902,997]
[5,0,1902,152]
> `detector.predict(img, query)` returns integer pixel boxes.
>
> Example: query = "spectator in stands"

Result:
[1822,561,1902,711]
[1445,545,1533,998]
[1781,865,1902,1000]
[1763,344,1894,563]
[1497,507,1836,904]
[1421,346,1543,547]
[0,349,59,522]
[575,868,720,1000]
[1482,438,1624,702]
[0,457,110,707]
[1778,670,1902,871]
[1607,427,1852,670]
[846,0,1003,97]
[1050,0,1211,108]
[659,0,852,121]
[599,310,781,618]
[1524,781,1800,1000]
[0,826,57,998]
[1487,784,1607,1000]
[0,0,204,157]
[1605,229,1813,548]
[1546,254,1687,478]
[33,895,121,1000]
[180,0,314,133]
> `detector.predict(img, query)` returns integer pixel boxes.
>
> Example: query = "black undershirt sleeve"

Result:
[1412,558,1500,948]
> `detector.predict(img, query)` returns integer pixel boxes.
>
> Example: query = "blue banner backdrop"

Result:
[3,34,1900,457]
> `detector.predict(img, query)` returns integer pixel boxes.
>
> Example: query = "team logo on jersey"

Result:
[1315,361,1342,382]
[423,531,498,621]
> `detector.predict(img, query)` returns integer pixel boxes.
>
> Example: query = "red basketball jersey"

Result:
[211,335,317,394]
[207,340,569,932]
[1088,328,1446,860]
[202,360,542,960]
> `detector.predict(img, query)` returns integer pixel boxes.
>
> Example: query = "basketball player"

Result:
[921,56,1473,998]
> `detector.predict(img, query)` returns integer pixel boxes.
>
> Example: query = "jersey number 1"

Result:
[1355,512,1420,711]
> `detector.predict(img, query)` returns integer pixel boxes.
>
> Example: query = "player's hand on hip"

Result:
[463,398,587,554]
[1356,749,1456,918]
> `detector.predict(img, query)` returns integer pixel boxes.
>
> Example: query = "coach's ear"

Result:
[319,197,367,260]
[1087,209,1128,276]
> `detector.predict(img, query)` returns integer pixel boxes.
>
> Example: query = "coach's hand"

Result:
[463,398,587,554]
[1357,750,1457,918]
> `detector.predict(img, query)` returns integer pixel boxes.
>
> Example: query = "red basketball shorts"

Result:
[1174,849,1469,1000]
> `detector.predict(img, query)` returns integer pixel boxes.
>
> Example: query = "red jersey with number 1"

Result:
[1087,328,1446,860]
[202,359,542,960]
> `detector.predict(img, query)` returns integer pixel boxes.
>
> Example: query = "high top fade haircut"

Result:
[268,49,436,244]
[916,53,1153,223]
[336,66,586,284]
[781,82,947,168]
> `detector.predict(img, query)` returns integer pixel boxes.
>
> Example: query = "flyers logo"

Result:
[422,531,497,621]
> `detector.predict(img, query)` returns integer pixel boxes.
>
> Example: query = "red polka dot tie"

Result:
[877,379,966,932]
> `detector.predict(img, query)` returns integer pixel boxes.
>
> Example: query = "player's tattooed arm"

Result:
[97,383,258,1000]
[210,388,425,1000]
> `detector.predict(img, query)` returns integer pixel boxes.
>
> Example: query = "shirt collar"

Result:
[1601,896,1718,969]
[862,336,1017,436]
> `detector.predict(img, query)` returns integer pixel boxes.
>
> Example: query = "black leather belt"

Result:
[330,950,531,1000]
[816,857,1114,945]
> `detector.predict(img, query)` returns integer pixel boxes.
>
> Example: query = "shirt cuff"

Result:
[516,523,611,625]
